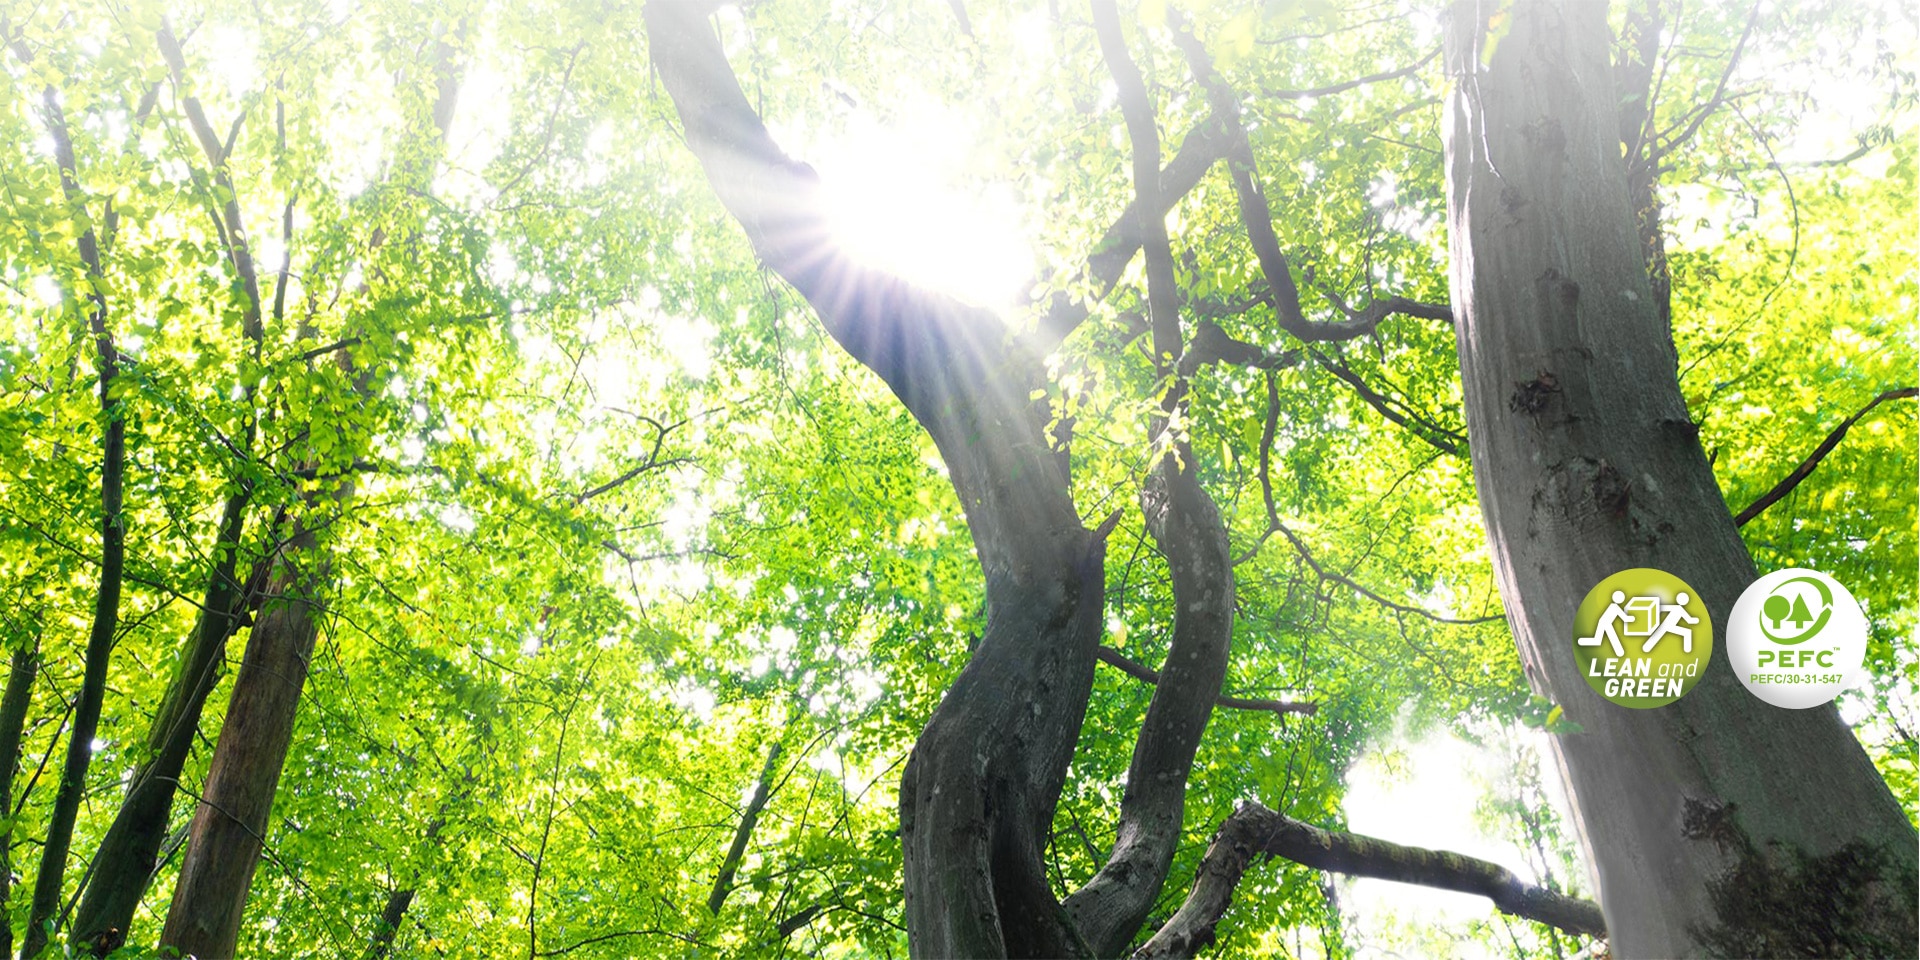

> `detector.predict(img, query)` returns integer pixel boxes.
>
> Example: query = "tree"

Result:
[1441,3,1915,953]
[0,0,1911,957]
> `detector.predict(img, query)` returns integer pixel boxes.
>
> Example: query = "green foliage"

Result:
[0,0,1908,956]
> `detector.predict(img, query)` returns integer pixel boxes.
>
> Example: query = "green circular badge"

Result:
[1574,568,1713,708]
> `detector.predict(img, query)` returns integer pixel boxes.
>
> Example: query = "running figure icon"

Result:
[1578,590,1631,657]
[1641,592,1698,654]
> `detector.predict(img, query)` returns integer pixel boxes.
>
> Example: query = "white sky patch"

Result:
[439,42,511,206]
[201,23,259,103]
[801,99,1033,309]
[1341,727,1549,958]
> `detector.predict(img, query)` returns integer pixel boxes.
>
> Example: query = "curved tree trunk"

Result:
[1441,3,1917,956]
[646,6,1123,954]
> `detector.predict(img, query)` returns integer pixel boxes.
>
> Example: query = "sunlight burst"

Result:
[809,107,1032,309]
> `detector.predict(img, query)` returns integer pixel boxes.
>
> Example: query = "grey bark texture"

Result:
[1440,3,1917,956]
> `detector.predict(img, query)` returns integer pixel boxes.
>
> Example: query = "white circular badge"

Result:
[1727,568,1869,709]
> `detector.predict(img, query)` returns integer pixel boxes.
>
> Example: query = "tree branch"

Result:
[1096,647,1315,716]
[1171,13,1447,344]
[574,416,687,503]
[1263,45,1441,100]
[1033,119,1233,351]
[1653,0,1761,157]
[707,741,784,914]
[1733,387,1916,527]
[1137,801,1606,957]
[1310,347,1464,457]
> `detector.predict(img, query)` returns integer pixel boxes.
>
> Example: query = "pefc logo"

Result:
[1729,569,1868,709]
[1756,574,1833,645]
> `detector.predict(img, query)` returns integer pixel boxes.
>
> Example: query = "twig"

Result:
[1096,647,1315,716]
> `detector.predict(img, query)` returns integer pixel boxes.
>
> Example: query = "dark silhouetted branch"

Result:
[1096,648,1315,716]
[1171,13,1451,344]
[1734,387,1916,527]
[1310,347,1464,457]
[1137,801,1605,957]
[707,741,785,914]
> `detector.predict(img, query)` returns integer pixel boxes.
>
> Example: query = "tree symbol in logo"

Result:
[1759,576,1832,645]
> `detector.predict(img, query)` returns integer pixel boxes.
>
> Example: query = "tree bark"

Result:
[1138,801,1605,958]
[647,6,1122,954]
[1062,9,1238,955]
[22,80,127,960]
[150,22,465,954]
[72,492,252,954]
[72,22,277,951]
[1441,3,1917,956]
[364,887,414,960]
[707,741,783,914]
[158,521,327,959]
[0,641,39,959]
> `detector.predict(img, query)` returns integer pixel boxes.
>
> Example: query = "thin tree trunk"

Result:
[69,24,275,951]
[1441,3,1917,956]
[22,81,127,960]
[707,741,784,914]
[151,21,465,953]
[0,641,40,958]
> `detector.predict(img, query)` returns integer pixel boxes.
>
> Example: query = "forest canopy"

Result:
[0,0,1914,957]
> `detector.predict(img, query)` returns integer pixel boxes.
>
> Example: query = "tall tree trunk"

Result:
[22,82,127,960]
[1441,3,1917,956]
[158,521,327,959]
[150,23,464,953]
[71,492,253,954]
[0,641,39,958]
[70,23,278,953]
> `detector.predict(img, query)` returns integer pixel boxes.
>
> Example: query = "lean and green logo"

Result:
[1573,568,1712,708]
[1572,567,1866,710]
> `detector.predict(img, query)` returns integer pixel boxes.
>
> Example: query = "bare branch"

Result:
[1310,347,1464,457]
[1653,0,1762,157]
[1734,388,1916,527]
[1263,46,1440,100]
[1096,647,1316,716]
[707,741,785,913]
[1033,119,1233,350]
[1170,13,1445,345]
[1137,801,1605,957]
[575,416,686,503]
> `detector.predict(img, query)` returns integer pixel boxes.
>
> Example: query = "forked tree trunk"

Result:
[1441,3,1916,956]
[72,492,252,954]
